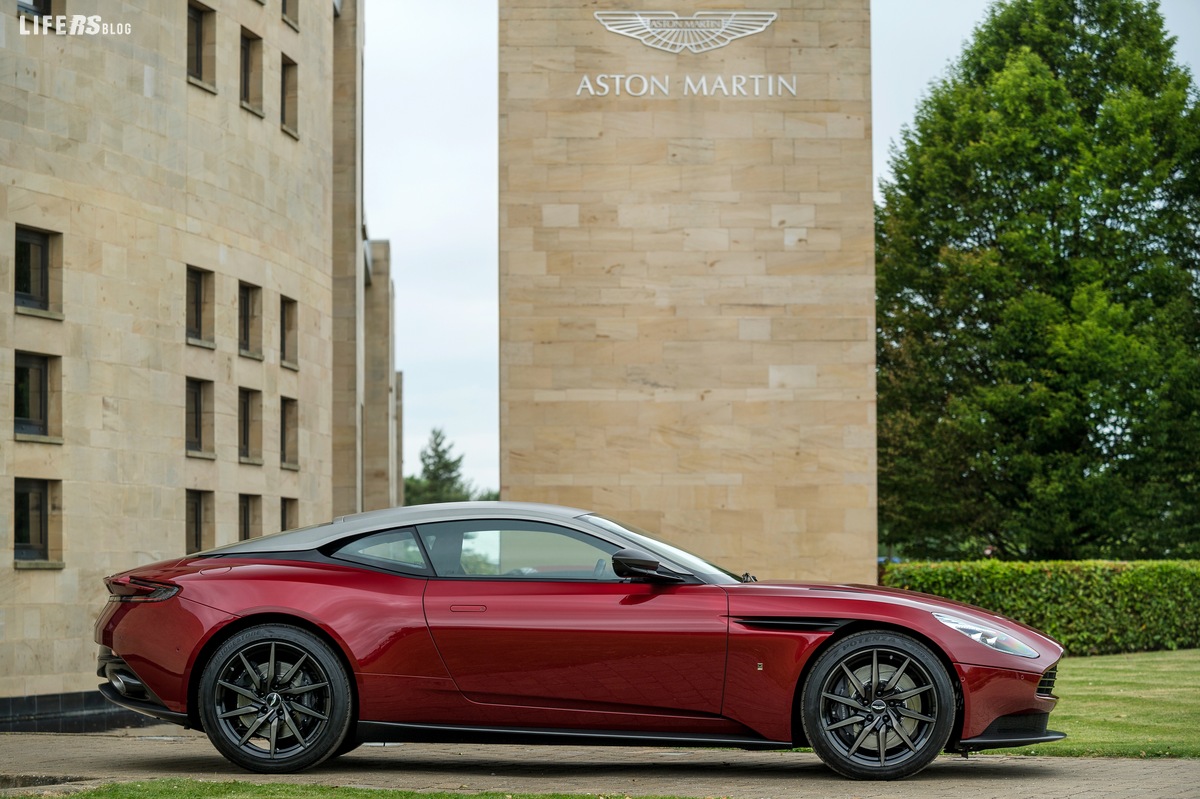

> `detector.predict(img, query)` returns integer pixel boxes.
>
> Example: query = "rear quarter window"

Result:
[330,528,429,575]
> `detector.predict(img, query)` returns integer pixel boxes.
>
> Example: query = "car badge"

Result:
[593,11,778,54]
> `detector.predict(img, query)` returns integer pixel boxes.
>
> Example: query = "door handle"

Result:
[449,604,487,612]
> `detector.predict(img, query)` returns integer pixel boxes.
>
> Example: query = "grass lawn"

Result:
[31,650,1200,798]
[994,648,1200,758]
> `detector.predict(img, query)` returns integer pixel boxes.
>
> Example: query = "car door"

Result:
[419,519,729,716]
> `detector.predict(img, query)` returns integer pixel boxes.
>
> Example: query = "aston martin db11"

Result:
[95,501,1063,780]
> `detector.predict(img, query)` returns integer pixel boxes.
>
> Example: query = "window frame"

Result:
[280,497,298,532]
[239,28,263,113]
[238,494,261,540]
[415,520,623,581]
[280,396,299,468]
[186,489,213,554]
[185,266,214,343]
[17,0,52,18]
[281,0,299,30]
[280,295,298,367]
[14,352,49,436]
[330,527,431,576]
[185,378,213,455]
[280,53,298,136]
[187,2,216,89]
[237,387,263,462]
[14,478,50,561]
[15,227,50,311]
[238,281,262,357]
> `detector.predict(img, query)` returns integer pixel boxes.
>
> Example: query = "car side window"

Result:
[417,520,620,580]
[331,527,429,574]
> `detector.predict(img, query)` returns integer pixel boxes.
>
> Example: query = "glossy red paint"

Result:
[94,502,1065,779]
[99,561,1060,745]
[956,663,1056,740]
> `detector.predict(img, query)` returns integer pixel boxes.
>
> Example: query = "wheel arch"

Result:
[789,620,964,748]
[185,612,360,732]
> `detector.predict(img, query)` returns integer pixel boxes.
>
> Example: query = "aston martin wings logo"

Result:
[593,11,778,54]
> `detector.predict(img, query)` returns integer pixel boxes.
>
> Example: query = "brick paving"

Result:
[1,725,1198,798]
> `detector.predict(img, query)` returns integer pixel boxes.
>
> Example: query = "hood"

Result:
[725,580,1063,669]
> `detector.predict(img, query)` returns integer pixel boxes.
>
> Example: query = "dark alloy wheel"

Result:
[801,631,955,780]
[198,624,352,773]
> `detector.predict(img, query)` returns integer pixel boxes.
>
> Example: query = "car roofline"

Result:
[199,501,594,556]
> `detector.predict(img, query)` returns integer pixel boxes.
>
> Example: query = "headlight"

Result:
[933,612,1039,659]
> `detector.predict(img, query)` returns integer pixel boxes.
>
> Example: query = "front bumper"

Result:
[955,711,1066,751]
[952,660,1065,750]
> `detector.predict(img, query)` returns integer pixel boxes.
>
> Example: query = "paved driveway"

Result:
[2,725,1198,798]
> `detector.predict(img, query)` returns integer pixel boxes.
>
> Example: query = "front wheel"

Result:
[198,624,352,773]
[800,631,955,780]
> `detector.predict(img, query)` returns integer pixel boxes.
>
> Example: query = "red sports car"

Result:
[95,501,1064,780]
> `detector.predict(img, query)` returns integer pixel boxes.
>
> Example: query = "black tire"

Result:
[800,631,955,780]
[198,624,352,773]
[331,733,363,758]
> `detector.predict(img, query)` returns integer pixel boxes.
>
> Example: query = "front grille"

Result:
[991,712,1049,737]
[1037,665,1058,697]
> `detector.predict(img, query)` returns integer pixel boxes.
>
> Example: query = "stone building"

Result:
[0,0,400,723]
[499,1,876,583]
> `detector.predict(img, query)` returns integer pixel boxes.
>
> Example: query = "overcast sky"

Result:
[363,1,1200,494]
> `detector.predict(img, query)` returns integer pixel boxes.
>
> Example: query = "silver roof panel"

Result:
[201,501,592,555]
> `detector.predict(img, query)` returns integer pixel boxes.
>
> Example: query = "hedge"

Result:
[879,560,1200,656]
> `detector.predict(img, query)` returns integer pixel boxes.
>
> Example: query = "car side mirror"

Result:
[611,548,684,583]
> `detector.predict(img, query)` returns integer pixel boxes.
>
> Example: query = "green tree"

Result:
[404,428,496,505]
[877,0,1200,560]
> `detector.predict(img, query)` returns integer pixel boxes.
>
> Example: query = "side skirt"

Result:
[355,721,793,750]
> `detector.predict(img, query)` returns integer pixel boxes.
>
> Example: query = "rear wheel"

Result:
[198,624,352,773]
[801,631,954,780]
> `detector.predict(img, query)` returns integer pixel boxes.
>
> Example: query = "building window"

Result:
[281,0,298,29]
[281,397,298,467]
[238,388,262,462]
[280,295,298,366]
[238,494,261,540]
[280,54,298,135]
[186,378,213,454]
[238,282,261,357]
[186,490,213,554]
[15,227,53,311]
[280,497,298,531]
[187,3,216,88]
[186,266,213,343]
[14,479,50,561]
[240,28,263,113]
[15,353,47,435]
[17,0,52,18]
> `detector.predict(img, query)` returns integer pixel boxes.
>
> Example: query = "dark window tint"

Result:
[187,5,205,80]
[332,528,428,573]
[15,228,49,310]
[14,478,49,560]
[186,379,204,451]
[186,490,204,553]
[280,296,298,363]
[15,353,48,435]
[417,520,620,580]
[186,268,205,339]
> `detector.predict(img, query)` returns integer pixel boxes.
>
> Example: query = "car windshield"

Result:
[582,514,743,585]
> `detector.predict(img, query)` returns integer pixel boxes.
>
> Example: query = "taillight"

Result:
[105,575,180,603]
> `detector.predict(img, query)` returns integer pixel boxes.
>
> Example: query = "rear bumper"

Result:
[97,682,189,727]
[96,647,189,728]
